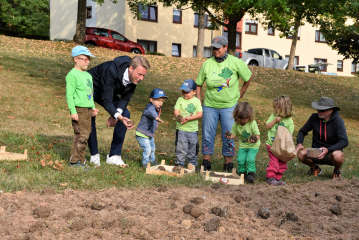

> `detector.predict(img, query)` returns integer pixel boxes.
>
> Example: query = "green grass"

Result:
[0,35,359,192]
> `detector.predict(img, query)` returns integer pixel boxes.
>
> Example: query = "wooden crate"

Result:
[145,160,195,177]
[200,166,244,185]
[0,146,28,161]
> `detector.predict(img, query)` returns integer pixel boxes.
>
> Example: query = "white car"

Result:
[235,48,288,70]
[294,63,337,76]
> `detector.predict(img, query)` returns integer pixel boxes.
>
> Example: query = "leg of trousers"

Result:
[110,108,130,156]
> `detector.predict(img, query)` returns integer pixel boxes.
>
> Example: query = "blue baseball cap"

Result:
[179,79,197,92]
[71,45,96,58]
[150,88,168,99]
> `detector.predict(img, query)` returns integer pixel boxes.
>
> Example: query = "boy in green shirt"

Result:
[174,79,203,167]
[66,46,99,168]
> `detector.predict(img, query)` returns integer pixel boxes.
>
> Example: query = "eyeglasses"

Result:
[77,57,91,62]
[318,109,327,113]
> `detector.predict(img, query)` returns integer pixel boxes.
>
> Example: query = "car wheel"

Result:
[85,42,96,46]
[248,60,258,66]
[130,48,142,54]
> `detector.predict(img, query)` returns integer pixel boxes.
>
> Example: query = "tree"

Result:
[73,0,87,44]
[252,0,348,70]
[196,6,205,58]
[0,0,49,35]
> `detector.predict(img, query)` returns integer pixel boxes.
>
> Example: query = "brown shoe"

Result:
[332,170,341,179]
[308,165,322,176]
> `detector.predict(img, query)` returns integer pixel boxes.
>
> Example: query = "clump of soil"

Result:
[285,212,299,222]
[249,135,258,143]
[124,205,132,211]
[235,196,243,203]
[258,207,270,219]
[209,172,236,179]
[183,204,194,214]
[70,221,86,231]
[40,187,56,196]
[63,211,76,220]
[33,206,50,218]
[225,131,231,137]
[157,166,166,171]
[315,192,321,197]
[29,221,46,232]
[220,206,231,218]
[127,121,135,126]
[158,186,167,192]
[330,205,342,215]
[211,207,222,216]
[191,197,204,204]
[211,183,221,189]
[335,195,343,202]
[176,115,183,122]
[189,208,202,218]
[169,192,180,200]
[91,202,105,211]
[203,217,220,232]
[172,166,181,172]
[170,202,177,209]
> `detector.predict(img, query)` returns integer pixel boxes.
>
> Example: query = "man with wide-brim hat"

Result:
[296,97,349,179]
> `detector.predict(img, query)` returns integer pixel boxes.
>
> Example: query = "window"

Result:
[315,30,326,43]
[194,13,211,28]
[314,58,327,72]
[337,60,343,72]
[223,31,241,49]
[86,6,92,19]
[94,28,109,37]
[111,32,126,41]
[287,27,300,40]
[352,62,358,73]
[285,55,299,65]
[172,43,181,57]
[137,40,157,52]
[245,20,257,35]
[138,5,157,22]
[173,9,182,24]
[193,46,212,58]
[268,27,275,36]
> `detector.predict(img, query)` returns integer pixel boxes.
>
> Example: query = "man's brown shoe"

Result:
[332,170,341,179]
[308,165,322,176]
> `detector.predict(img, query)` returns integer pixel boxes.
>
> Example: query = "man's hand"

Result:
[155,117,163,123]
[91,108,99,117]
[318,147,328,159]
[107,116,118,127]
[296,143,304,154]
[122,117,135,129]
[71,113,78,121]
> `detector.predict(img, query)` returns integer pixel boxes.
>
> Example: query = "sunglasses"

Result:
[318,109,328,113]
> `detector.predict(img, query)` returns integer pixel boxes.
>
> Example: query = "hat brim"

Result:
[210,43,223,48]
[311,102,340,111]
[179,86,193,92]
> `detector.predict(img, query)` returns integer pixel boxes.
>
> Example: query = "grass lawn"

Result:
[0,35,358,192]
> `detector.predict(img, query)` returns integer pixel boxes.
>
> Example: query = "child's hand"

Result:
[181,116,190,124]
[91,108,99,117]
[275,116,282,123]
[156,117,163,123]
[71,113,78,121]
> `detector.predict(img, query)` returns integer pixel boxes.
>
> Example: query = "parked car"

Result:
[235,48,288,69]
[294,63,337,75]
[85,27,145,54]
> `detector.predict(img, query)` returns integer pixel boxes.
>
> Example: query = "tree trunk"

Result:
[227,14,241,56]
[287,18,301,70]
[73,0,87,44]
[196,7,205,58]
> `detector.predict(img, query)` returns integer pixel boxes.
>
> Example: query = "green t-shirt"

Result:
[136,131,149,139]
[231,120,261,148]
[174,96,203,132]
[266,114,294,146]
[196,55,252,109]
[66,68,95,114]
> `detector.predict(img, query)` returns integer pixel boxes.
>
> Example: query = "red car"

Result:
[85,27,145,54]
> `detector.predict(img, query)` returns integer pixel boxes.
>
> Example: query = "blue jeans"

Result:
[136,135,156,166]
[201,104,236,156]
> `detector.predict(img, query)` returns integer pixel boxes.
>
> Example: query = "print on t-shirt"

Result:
[214,67,233,92]
[86,78,93,100]
[185,103,196,116]
[241,130,251,143]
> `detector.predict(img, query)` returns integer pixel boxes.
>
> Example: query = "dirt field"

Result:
[1,179,358,240]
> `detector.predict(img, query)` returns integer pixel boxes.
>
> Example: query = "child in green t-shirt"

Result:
[265,95,294,186]
[226,102,260,183]
[66,46,99,169]
[174,79,203,167]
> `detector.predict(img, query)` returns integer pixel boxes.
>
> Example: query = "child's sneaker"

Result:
[332,170,341,179]
[308,165,322,176]
[69,161,90,171]
[246,172,256,183]
[151,160,159,166]
[266,178,279,186]
[202,160,211,171]
[276,179,287,185]
[90,154,101,167]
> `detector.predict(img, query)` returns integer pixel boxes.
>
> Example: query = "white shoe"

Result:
[116,155,129,167]
[90,154,101,167]
[106,155,129,167]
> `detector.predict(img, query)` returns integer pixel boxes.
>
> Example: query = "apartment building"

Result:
[50,1,356,76]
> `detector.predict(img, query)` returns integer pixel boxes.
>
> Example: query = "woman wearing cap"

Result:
[296,97,349,179]
[196,36,253,172]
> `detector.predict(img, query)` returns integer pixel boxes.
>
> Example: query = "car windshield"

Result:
[111,31,126,41]
[94,29,109,37]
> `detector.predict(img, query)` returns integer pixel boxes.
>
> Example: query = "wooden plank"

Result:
[200,168,245,185]
[145,163,195,178]
[0,146,28,161]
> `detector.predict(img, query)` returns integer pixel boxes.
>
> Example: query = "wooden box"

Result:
[200,166,244,185]
[145,160,195,177]
[306,148,322,159]
[0,146,28,161]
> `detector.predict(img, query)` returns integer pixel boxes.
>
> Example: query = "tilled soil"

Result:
[1,179,359,239]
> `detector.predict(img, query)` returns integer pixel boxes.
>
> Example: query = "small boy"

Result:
[66,45,99,168]
[136,88,168,167]
[174,79,203,167]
